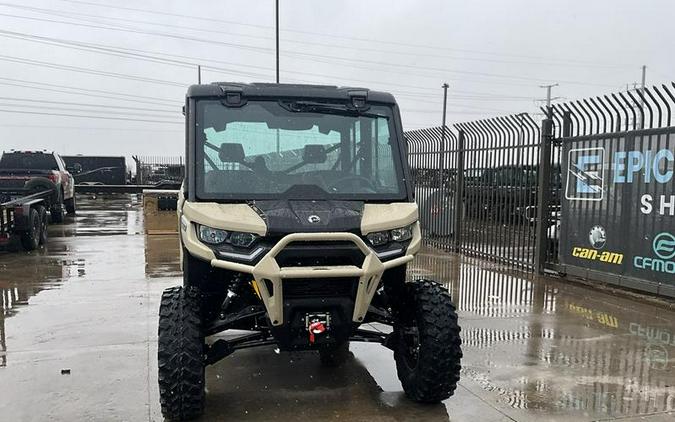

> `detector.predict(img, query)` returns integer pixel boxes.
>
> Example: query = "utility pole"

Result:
[197,65,201,84]
[275,0,279,83]
[539,83,559,117]
[440,83,449,174]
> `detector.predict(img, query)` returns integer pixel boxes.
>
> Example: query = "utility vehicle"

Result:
[159,83,462,420]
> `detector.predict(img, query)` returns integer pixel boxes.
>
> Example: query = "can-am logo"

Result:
[588,225,606,249]
[566,147,605,201]
[571,224,623,265]
[634,232,675,274]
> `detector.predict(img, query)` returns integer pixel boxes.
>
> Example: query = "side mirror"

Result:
[68,163,82,174]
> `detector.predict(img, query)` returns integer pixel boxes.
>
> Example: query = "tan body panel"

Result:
[182,201,267,236]
[361,203,418,234]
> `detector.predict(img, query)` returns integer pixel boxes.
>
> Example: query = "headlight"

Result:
[366,231,389,246]
[197,224,258,248]
[391,224,414,242]
[366,223,415,246]
[228,231,258,248]
[198,225,228,245]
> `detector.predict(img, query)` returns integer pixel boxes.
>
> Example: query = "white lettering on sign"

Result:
[641,194,653,214]
[660,195,675,216]
[640,194,675,216]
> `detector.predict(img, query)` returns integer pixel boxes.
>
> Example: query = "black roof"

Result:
[186,82,397,104]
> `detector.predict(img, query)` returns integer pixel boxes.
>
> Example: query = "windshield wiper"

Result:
[279,101,388,119]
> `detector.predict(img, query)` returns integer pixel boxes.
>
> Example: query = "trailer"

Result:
[0,189,52,251]
[63,155,127,185]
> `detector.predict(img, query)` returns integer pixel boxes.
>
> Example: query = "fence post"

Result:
[534,116,554,273]
[453,130,465,253]
[563,111,572,137]
[132,156,141,185]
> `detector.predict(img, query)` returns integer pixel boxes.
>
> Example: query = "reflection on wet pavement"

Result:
[0,194,672,421]
[412,251,675,420]
[144,235,181,278]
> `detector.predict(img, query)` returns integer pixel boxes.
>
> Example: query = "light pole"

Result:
[275,0,279,83]
[440,83,449,173]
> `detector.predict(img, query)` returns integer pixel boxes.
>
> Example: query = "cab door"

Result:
[56,155,75,199]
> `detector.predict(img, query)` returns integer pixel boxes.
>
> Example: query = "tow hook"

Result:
[308,321,326,344]
[306,312,330,344]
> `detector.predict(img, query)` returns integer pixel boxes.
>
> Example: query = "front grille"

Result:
[283,277,358,298]
[276,241,364,268]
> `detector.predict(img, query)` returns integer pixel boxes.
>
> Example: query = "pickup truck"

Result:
[0,151,76,223]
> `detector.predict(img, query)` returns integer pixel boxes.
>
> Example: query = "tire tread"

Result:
[158,286,205,420]
[394,279,462,403]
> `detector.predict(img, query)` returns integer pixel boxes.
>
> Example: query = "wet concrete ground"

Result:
[0,194,673,421]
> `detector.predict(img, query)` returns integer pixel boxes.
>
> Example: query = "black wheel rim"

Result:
[41,218,47,239]
[32,215,40,243]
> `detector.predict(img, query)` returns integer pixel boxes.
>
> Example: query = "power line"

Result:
[48,0,630,68]
[0,30,273,80]
[0,54,188,87]
[0,29,553,101]
[0,78,181,106]
[0,29,445,95]
[0,2,629,70]
[0,123,181,132]
[0,96,178,113]
[0,108,183,124]
[0,10,619,89]
[8,103,181,119]
[0,11,273,54]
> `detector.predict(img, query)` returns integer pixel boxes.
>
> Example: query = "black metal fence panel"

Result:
[132,155,185,185]
[407,82,675,298]
[406,114,543,269]
[551,85,675,297]
[406,126,459,249]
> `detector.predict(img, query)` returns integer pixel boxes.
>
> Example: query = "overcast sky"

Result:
[0,0,673,157]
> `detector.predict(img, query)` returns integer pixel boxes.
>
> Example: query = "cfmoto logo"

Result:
[634,231,675,274]
[653,232,675,260]
[307,215,321,224]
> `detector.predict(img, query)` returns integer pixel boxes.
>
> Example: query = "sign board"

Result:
[560,132,674,286]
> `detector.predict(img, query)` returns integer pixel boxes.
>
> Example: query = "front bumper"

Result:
[181,219,420,326]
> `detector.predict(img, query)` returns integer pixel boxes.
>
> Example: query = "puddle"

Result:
[411,250,675,417]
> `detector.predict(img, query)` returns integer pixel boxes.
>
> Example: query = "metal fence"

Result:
[406,82,675,297]
[406,114,542,270]
[544,84,675,297]
[132,156,185,185]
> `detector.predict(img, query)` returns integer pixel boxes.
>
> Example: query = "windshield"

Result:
[195,100,406,201]
[0,153,58,170]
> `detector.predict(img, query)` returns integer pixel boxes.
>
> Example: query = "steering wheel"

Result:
[327,175,377,192]
[301,171,327,187]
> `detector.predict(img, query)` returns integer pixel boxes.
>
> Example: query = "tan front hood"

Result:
[361,203,418,234]
[181,201,267,235]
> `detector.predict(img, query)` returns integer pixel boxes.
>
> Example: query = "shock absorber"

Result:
[219,274,247,318]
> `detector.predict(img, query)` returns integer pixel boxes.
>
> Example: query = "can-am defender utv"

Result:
[159,83,462,420]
